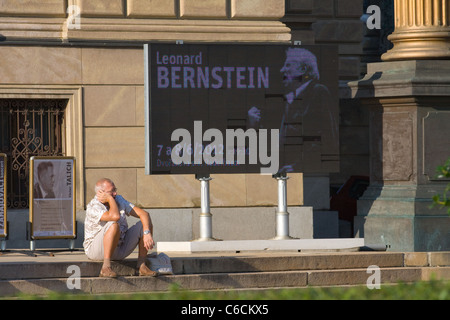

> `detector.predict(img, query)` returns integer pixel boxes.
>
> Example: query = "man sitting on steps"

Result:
[83,178,157,278]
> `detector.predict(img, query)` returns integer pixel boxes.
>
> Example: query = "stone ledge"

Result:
[0,251,406,280]
[0,17,291,43]
[2,267,449,296]
[307,267,423,286]
[428,252,450,267]
[65,18,291,42]
[404,252,428,267]
[0,271,309,296]
[403,252,450,267]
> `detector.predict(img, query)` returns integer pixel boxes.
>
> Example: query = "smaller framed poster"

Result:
[0,154,7,238]
[29,156,76,240]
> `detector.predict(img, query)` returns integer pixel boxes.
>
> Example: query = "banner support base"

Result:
[194,174,218,242]
[271,173,295,240]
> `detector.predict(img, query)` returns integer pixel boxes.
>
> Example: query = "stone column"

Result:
[382,0,450,61]
[350,0,450,251]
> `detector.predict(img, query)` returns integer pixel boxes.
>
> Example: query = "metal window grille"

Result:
[0,99,67,208]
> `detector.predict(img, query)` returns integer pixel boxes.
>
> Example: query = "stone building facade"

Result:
[0,0,317,247]
[14,1,450,249]
[0,0,299,214]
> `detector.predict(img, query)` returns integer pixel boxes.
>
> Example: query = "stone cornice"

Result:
[0,16,291,43]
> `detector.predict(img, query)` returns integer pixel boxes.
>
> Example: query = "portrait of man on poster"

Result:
[33,161,56,199]
[248,47,338,173]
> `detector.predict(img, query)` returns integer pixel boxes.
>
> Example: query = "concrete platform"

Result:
[0,249,449,296]
[156,238,365,253]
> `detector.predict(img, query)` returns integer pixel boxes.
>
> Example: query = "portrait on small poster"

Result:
[0,154,6,238]
[30,156,76,239]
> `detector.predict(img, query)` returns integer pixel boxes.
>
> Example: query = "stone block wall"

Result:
[0,0,67,16]
[0,0,285,19]
[0,0,290,42]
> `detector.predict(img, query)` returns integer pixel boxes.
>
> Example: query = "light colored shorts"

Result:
[85,221,143,261]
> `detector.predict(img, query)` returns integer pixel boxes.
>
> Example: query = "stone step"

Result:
[1,267,449,296]
[1,251,449,296]
[0,252,406,281]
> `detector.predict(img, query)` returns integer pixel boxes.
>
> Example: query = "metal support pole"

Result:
[1,221,8,251]
[26,221,36,251]
[273,173,293,240]
[195,174,216,241]
[69,239,75,251]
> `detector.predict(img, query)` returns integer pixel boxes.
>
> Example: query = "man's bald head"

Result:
[95,178,115,193]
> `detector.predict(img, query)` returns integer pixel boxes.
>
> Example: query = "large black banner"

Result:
[145,43,339,175]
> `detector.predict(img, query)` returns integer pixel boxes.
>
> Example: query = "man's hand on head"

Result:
[97,189,114,204]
